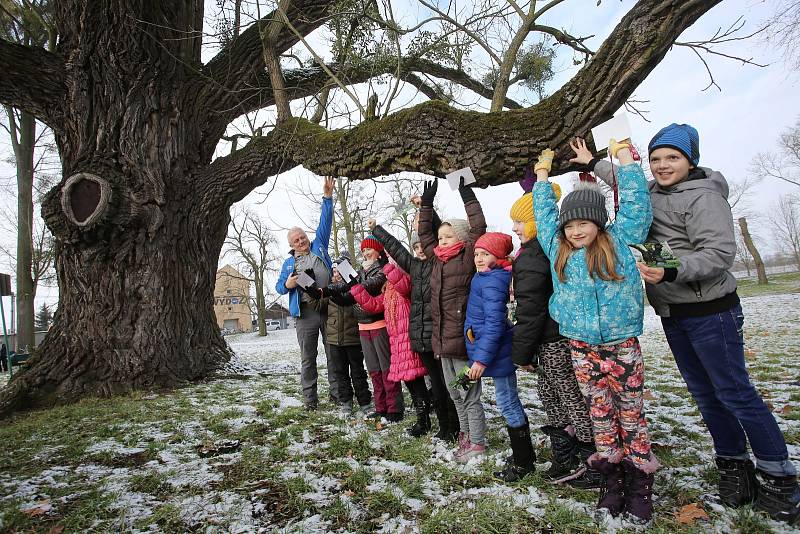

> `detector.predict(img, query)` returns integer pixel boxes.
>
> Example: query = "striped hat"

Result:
[360,235,384,253]
[558,181,608,230]
[648,123,700,166]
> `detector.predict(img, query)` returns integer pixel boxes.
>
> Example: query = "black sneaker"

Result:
[754,471,800,524]
[716,457,757,507]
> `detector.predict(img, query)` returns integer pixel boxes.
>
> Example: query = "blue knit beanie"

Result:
[648,123,700,167]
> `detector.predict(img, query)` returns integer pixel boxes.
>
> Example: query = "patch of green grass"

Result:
[420,496,539,533]
[363,488,406,518]
[737,271,800,298]
[146,503,190,533]
[129,471,172,498]
[342,468,373,496]
[218,446,278,490]
[541,500,597,533]
[729,506,776,533]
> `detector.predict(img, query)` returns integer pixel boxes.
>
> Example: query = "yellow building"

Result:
[214,265,252,332]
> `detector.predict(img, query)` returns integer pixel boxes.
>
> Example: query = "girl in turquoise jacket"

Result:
[532,140,657,524]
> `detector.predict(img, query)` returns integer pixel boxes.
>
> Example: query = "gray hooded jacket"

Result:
[594,160,737,317]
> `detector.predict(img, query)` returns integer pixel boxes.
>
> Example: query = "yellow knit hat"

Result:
[509,183,562,239]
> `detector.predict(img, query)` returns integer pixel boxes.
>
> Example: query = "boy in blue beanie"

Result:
[571,126,799,525]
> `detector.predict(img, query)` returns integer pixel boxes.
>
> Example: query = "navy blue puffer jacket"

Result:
[464,266,515,377]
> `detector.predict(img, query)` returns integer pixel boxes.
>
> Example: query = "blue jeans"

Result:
[493,372,527,429]
[661,304,795,477]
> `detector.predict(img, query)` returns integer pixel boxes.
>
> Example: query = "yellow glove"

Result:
[609,138,631,158]
[534,149,555,173]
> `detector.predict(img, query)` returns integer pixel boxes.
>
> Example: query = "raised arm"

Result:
[460,185,487,246]
[418,180,439,259]
[532,150,560,258]
[316,177,335,249]
[607,142,652,245]
[373,224,414,273]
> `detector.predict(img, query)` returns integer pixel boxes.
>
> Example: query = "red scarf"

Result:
[434,242,465,263]
[478,259,512,272]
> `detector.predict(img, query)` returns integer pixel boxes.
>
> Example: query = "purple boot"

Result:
[589,456,626,517]
[623,460,655,523]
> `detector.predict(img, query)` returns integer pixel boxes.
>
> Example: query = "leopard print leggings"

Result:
[537,339,594,442]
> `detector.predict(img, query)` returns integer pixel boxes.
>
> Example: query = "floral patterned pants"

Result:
[570,337,654,469]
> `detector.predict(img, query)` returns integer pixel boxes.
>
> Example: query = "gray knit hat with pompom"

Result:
[558,181,608,230]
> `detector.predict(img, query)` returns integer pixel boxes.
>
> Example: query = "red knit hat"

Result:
[474,232,513,259]
[360,234,384,253]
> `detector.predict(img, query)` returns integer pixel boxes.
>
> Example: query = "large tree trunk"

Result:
[738,217,768,285]
[0,0,234,415]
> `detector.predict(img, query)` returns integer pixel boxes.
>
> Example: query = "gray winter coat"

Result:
[594,160,737,317]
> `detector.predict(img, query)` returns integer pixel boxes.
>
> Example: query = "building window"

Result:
[226,289,232,294]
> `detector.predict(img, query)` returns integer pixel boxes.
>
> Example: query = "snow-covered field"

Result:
[1,294,799,533]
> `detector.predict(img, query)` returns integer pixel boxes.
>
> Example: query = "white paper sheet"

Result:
[336,258,358,282]
[445,167,476,190]
[296,271,315,289]
[591,113,632,150]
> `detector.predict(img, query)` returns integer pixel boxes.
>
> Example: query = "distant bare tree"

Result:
[751,117,800,188]
[224,209,280,336]
[769,194,800,270]
[762,0,800,70]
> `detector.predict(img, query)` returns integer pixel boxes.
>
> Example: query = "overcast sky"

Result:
[1,0,798,319]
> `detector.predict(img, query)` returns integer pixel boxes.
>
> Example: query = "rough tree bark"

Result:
[0,0,721,416]
[738,217,768,285]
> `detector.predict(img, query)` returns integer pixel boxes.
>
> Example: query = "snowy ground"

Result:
[1,294,799,533]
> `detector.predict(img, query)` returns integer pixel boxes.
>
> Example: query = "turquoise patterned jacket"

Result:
[533,164,653,345]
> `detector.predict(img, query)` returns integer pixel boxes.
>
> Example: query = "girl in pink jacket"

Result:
[352,262,432,436]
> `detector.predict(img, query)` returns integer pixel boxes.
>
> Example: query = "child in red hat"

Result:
[463,232,534,477]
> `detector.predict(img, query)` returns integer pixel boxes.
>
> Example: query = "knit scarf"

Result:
[479,259,512,272]
[434,241,465,263]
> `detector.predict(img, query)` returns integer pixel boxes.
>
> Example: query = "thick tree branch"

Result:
[0,38,65,131]
[201,0,722,205]
[200,0,335,128]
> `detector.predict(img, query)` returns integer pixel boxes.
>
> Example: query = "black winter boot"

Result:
[754,471,800,525]
[540,425,580,482]
[623,460,655,523]
[435,399,460,442]
[590,456,626,518]
[567,441,603,489]
[493,422,536,482]
[408,397,432,437]
[715,457,757,507]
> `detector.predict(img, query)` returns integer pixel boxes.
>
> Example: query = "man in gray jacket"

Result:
[570,126,799,525]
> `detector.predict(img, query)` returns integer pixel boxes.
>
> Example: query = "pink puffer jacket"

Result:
[351,263,428,382]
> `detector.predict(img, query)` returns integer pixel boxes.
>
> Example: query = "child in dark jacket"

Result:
[369,215,460,440]
[418,178,487,461]
[575,126,799,523]
[510,185,599,488]
[325,253,373,416]
[464,232,534,479]
[534,142,658,523]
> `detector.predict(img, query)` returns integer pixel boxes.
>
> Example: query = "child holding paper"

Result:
[574,124,799,524]
[534,141,658,522]
[314,237,405,422]
[418,177,488,462]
